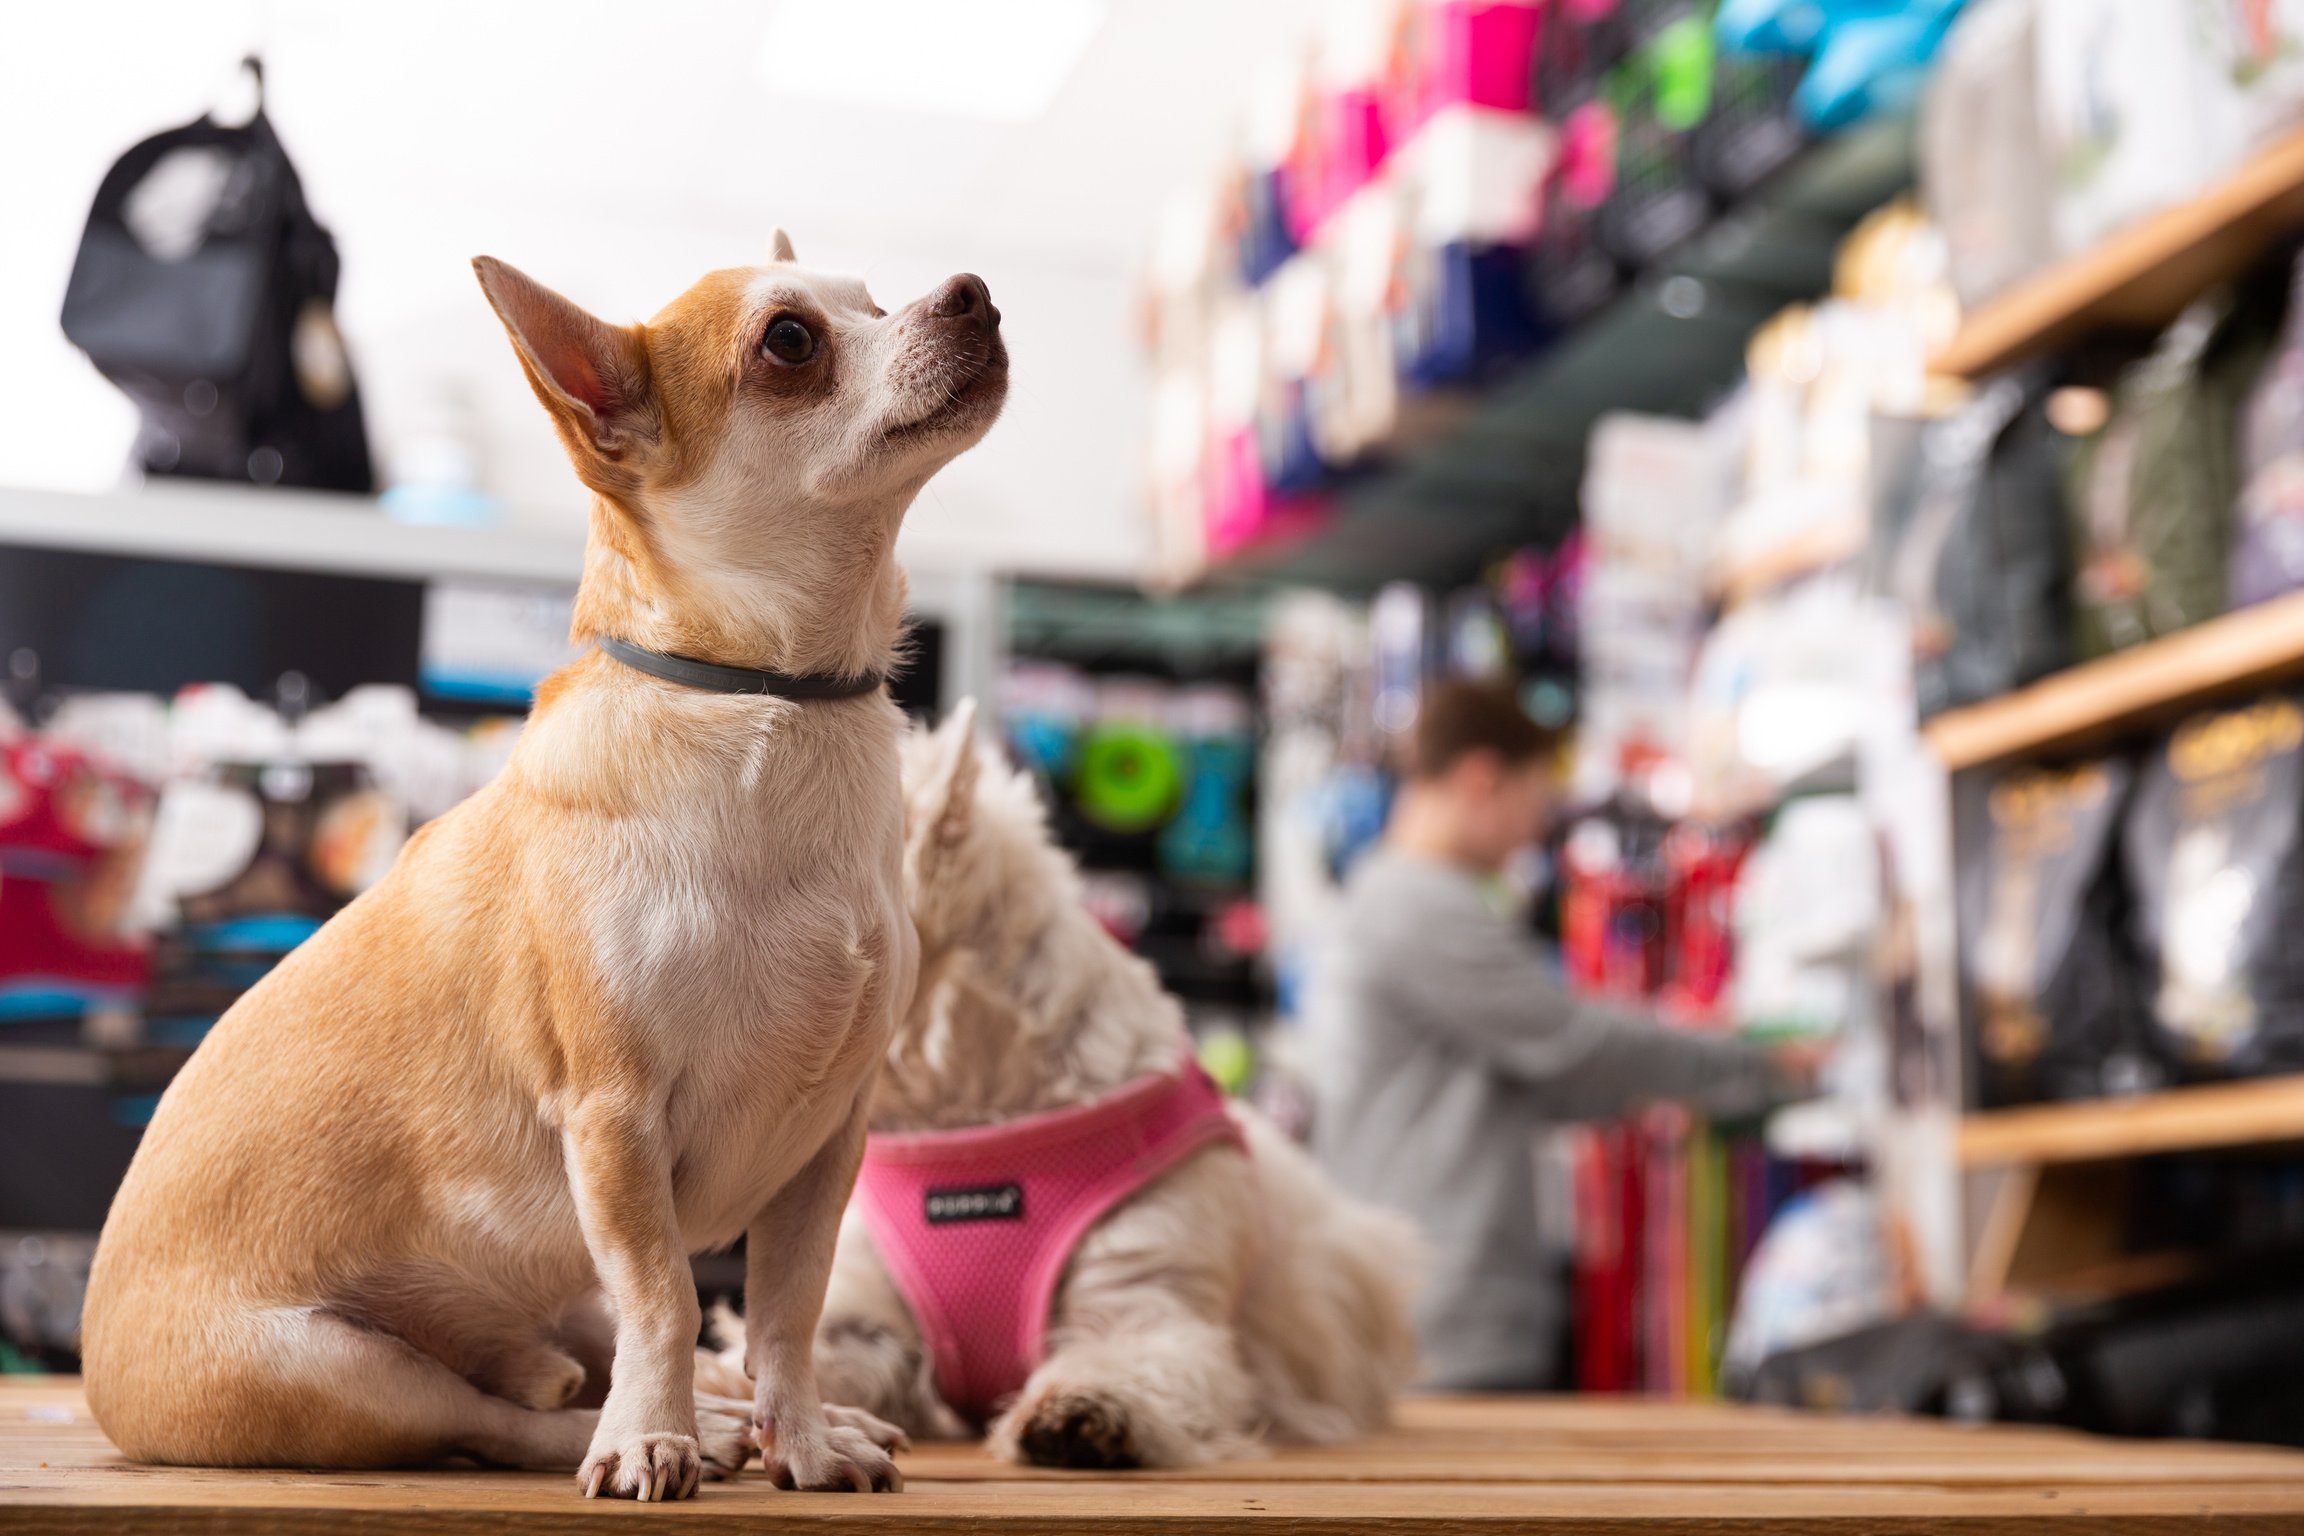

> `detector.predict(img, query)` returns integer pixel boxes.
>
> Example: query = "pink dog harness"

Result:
[851,1060,1246,1423]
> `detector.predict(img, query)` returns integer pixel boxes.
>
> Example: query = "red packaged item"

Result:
[1661,822,1752,1024]
[0,736,154,1014]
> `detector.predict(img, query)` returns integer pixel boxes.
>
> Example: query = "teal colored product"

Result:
[144,1015,219,1048]
[1795,9,1962,129]
[112,1094,164,1128]
[1158,735,1254,888]
[0,983,139,1021]
[1712,0,1966,130]
[1716,0,1958,56]
[1073,722,1184,834]
[181,914,325,955]
[1005,710,1080,783]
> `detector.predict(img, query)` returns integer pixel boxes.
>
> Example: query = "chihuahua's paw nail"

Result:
[577,1433,704,1501]
[764,1423,903,1493]
[825,1403,910,1453]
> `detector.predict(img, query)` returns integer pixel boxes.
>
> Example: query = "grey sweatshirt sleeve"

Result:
[1363,864,1780,1124]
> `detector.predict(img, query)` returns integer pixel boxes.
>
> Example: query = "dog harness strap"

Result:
[595,635,885,698]
[852,1060,1248,1424]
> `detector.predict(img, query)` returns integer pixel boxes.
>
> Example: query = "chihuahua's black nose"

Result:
[931,273,999,328]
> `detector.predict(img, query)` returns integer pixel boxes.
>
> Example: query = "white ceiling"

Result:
[2,0,1324,579]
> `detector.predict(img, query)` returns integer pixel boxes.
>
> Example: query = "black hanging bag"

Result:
[60,62,374,493]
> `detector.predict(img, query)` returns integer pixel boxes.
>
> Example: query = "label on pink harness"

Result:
[852,1060,1247,1424]
[924,1182,1025,1224]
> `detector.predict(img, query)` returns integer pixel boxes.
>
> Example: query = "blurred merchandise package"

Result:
[1730,794,1878,1039]
[2036,0,2248,259]
[1879,370,2073,717]
[1686,577,1905,816]
[2124,693,2304,1079]
[1577,413,1735,800]
[1954,758,2158,1108]
[1921,0,2056,308]
[1721,1178,1895,1387]
[2232,252,2304,608]
[0,733,154,1018]
[2065,289,2275,656]
[2190,0,2304,152]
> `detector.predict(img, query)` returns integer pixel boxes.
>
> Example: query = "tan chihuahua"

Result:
[80,232,1007,1502]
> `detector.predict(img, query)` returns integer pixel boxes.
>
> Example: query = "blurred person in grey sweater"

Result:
[1311,680,1808,1391]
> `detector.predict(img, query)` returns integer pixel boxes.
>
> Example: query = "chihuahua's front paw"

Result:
[762,1420,903,1492]
[578,1431,703,1502]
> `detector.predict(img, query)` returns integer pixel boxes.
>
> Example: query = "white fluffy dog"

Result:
[707,704,1419,1466]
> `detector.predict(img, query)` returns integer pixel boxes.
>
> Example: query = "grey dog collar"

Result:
[596,636,884,699]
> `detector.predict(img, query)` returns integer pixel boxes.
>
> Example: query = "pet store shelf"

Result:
[0,482,584,588]
[1922,588,2304,771]
[1204,115,1918,593]
[1958,1076,2304,1169]
[1933,125,2304,379]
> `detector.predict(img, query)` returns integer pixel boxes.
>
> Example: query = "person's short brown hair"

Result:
[1404,678,1556,781]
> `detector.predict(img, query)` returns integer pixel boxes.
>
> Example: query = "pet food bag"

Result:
[2065,290,2273,657]
[1957,757,2155,1108]
[1884,371,2073,718]
[2231,253,2304,608]
[2124,693,2304,1078]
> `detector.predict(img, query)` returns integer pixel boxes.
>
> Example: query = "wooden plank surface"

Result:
[1958,1075,2304,1168]
[7,1380,2304,1532]
[1922,589,2304,771]
[1932,126,2304,379]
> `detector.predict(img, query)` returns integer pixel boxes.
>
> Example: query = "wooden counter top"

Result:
[5,1378,2304,1532]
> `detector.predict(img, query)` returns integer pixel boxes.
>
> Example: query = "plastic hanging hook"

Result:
[211,55,265,128]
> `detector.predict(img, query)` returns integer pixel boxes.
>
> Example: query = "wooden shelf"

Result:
[1922,588,2304,770]
[1959,1076,2304,1168]
[1934,126,2304,379]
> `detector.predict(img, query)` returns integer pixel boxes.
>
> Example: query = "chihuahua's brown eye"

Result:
[763,317,815,364]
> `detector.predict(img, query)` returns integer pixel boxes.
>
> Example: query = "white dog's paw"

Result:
[695,1396,758,1481]
[1004,1387,1145,1470]
[761,1420,904,1492]
[578,1431,703,1501]
[824,1402,911,1453]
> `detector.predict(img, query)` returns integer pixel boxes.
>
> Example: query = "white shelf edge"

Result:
[0,482,586,588]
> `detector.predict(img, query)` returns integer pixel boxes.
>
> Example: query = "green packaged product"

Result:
[2065,290,2274,657]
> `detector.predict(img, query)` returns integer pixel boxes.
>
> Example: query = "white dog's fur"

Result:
[82,240,1005,1501]
[706,708,1420,1466]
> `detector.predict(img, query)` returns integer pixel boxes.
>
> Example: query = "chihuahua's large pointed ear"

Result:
[910,699,981,870]
[770,228,798,264]
[472,257,657,481]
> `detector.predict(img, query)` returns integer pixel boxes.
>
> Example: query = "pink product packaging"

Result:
[1393,0,1545,131]
[1203,427,1331,558]
[1287,87,1394,246]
